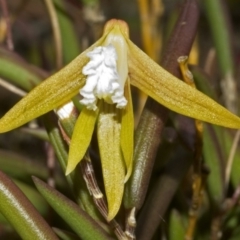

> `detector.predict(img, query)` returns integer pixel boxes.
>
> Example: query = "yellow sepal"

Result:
[0,37,106,133]
[128,39,240,129]
[121,78,134,183]
[97,102,125,221]
[66,107,98,175]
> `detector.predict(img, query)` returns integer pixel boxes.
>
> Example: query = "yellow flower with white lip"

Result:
[0,19,240,220]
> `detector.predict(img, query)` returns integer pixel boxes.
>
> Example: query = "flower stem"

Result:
[203,0,237,113]
[43,0,63,69]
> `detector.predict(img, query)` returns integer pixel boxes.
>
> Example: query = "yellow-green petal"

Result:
[97,102,125,221]
[121,79,134,183]
[128,39,240,129]
[0,37,106,133]
[66,107,98,175]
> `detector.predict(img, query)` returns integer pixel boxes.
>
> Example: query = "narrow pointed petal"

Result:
[128,40,240,129]
[0,39,105,133]
[66,107,98,175]
[121,79,134,182]
[97,103,125,221]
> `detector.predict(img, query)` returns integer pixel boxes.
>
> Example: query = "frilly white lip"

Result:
[80,44,127,110]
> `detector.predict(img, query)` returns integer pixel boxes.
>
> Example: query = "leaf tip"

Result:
[124,167,133,183]
[65,163,75,176]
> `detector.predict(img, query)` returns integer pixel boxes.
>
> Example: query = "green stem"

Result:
[203,0,234,75]
[53,0,81,64]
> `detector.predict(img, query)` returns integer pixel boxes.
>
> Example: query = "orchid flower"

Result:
[0,19,240,220]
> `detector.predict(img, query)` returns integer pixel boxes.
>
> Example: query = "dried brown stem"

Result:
[225,130,240,190]
[134,1,200,239]
[0,0,14,50]
[137,0,163,61]
[211,184,240,240]
[80,157,127,240]
[178,56,207,240]
[43,0,63,69]
[125,208,136,240]
[0,77,27,96]
[57,118,126,239]
[45,142,56,188]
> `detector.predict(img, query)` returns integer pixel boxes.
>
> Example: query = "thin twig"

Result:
[204,48,216,75]
[125,208,136,240]
[135,2,200,239]
[80,156,128,240]
[211,184,240,240]
[0,0,14,50]
[204,0,237,113]
[135,0,151,126]
[178,56,206,240]
[57,119,127,240]
[0,77,27,96]
[137,0,163,61]
[45,142,56,188]
[137,0,151,56]
[135,0,163,126]
[43,0,63,69]
[225,129,240,190]
[150,0,163,62]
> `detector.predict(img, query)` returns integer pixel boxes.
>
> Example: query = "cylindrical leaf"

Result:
[0,171,59,240]
[33,177,113,240]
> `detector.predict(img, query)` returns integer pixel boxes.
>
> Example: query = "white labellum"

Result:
[80,45,127,110]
